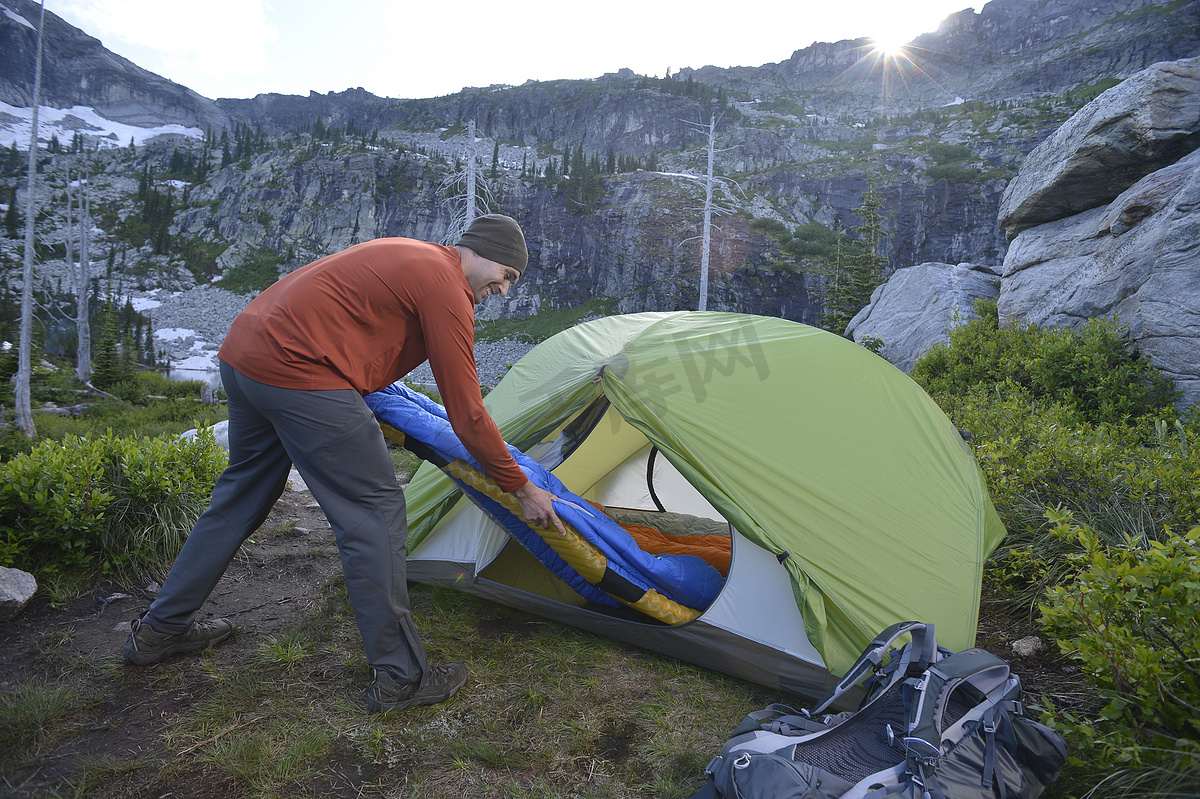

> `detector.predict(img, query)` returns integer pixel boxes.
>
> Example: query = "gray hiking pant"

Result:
[143,360,429,685]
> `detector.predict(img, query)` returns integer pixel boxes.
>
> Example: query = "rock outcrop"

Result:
[0,565,36,622]
[845,55,1200,410]
[999,58,1200,239]
[845,262,1001,372]
[998,57,1200,409]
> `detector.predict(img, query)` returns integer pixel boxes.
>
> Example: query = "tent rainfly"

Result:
[397,312,1006,699]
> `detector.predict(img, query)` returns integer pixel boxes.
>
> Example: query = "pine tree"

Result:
[143,317,155,366]
[571,143,585,180]
[90,307,123,390]
[3,186,20,236]
[819,179,890,335]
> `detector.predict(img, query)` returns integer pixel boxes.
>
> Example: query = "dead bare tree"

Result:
[68,163,94,382]
[14,0,46,439]
[678,113,740,311]
[438,120,495,244]
[464,120,478,230]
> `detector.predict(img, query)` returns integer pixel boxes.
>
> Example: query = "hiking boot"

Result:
[122,617,234,665]
[366,662,468,714]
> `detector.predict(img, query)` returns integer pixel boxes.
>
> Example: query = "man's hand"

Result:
[513,481,567,536]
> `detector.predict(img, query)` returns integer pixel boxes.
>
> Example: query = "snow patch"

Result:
[154,327,202,342]
[0,101,204,150]
[2,4,34,29]
[154,326,221,373]
[126,296,162,312]
[168,355,220,372]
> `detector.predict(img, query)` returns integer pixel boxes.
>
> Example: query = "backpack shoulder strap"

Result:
[809,621,938,716]
[729,703,801,737]
[902,648,1014,766]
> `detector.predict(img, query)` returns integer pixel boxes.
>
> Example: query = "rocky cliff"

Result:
[850,56,1200,410]
[0,0,228,131]
[1,0,1198,402]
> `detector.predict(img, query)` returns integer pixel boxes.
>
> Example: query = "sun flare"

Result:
[870,36,910,58]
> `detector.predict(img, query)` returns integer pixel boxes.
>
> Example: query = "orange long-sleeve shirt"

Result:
[218,237,528,492]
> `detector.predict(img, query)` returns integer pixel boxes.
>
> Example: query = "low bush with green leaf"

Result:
[29,398,227,447]
[910,300,1200,795]
[1040,523,1200,794]
[912,299,1179,426]
[0,430,227,580]
[105,370,216,404]
[219,248,282,294]
[474,297,616,344]
[950,385,1197,535]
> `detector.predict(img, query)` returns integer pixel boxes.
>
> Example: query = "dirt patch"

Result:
[973,589,1099,720]
[2,490,338,678]
[0,488,346,797]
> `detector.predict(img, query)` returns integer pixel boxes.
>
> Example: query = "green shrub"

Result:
[473,298,616,344]
[0,430,227,579]
[912,296,1200,796]
[220,248,282,294]
[928,142,973,162]
[177,236,225,283]
[0,435,111,571]
[945,383,1199,609]
[749,217,791,242]
[107,370,212,404]
[782,222,846,259]
[951,385,1198,526]
[915,304,1197,610]
[1040,523,1200,781]
[911,299,1179,426]
[29,399,227,445]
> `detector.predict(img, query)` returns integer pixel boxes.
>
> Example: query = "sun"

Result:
[870,35,910,58]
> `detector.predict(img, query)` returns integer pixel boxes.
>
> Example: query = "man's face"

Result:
[468,256,520,304]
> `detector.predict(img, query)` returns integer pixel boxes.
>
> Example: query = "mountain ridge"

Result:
[0,0,1197,374]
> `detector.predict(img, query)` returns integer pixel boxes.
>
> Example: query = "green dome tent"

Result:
[401,312,1006,698]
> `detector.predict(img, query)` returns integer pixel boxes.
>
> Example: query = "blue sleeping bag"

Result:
[364,382,725,614]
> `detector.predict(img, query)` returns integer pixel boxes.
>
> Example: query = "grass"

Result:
[0,683,76,759]
[1,569,773,798]
[474,298,618,344]
[253,630,315,670]
[46,754,155,799]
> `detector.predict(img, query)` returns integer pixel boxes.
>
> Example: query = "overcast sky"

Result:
[44,0,980,101]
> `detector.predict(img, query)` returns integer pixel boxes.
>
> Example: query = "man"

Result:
[122,214,565,714]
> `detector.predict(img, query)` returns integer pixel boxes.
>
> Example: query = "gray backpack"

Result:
[693,621,1067,799]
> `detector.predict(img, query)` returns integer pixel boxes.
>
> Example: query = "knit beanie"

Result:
[455,214,528,273]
